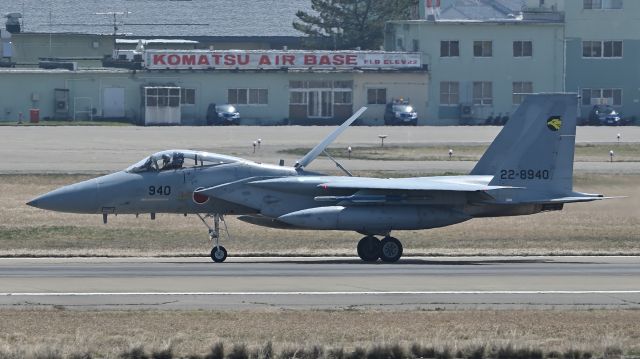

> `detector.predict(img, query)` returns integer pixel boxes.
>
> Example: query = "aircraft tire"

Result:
[211,246,228,263]
[379,237,403,263]
[357,236,380,262]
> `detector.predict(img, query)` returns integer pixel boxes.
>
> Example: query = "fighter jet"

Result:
[27,94,613,263]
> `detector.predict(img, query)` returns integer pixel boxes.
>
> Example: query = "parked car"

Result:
[206,104,240,125]
[588,105,622,126]
[384,100,418,126]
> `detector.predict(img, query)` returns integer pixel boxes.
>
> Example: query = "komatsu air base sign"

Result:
[145,50,422,70]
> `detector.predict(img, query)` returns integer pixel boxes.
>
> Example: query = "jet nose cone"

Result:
[27,179,99,213]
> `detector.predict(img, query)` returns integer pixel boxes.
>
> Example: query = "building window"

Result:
[228,88,268,105]
[440,41,459,57]
[289,81,305,89]
[512,82,533,105]
[473,41,492,57]
[289,91,307,105]
[473,82,493,105]
[439,82,459,106]
[581,88,622,106]
[145,87,180,108]
[249,89,268,105]
[583,40,622,58]
[180,88,195,105]
[583,0,623,9]
[367,88,387,105]
[412,39,420,52]
[583,41,602,57]
[288,81,353,106]
[334,92,352,105]
[513,41,533,57]
[604,41,623,57]
[333,81,352,89]
[228,89,247,104]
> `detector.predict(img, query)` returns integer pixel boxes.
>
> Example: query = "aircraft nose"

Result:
[27,179,99,213]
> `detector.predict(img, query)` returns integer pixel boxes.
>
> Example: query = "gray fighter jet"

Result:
[27,94,613,263]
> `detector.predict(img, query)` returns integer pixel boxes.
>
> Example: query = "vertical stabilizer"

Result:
[471,93,578,194]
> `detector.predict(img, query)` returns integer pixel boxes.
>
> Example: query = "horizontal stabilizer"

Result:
[527,196,625,204]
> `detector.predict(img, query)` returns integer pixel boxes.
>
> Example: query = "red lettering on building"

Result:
[211,54,222,65]
[237,55,250,65]
[182,55,196,66]
[332,54,345,65]
[282,55,295,66]
[258,55,271,66]
[318,55,331,65]
[346,55,357,65]
[224,54,236,66]
[167,55,180,66]
[153,54,166,65]
[304,54,316,65]
[198,55,210,66]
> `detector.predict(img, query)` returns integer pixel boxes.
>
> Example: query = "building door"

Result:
[103,87,125,118]
[308,90,333,118]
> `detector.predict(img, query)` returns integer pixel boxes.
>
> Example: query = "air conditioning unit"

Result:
[460,104,473,119]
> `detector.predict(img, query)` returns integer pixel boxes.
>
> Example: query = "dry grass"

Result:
[0,309,638,358]
[281,143,640,162]
[0,173,638,257]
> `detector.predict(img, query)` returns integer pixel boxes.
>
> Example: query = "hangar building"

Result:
[0,50,427,125]
[0,1,430,125]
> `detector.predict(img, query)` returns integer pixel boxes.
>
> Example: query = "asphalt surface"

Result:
[1,256,639,310]
[2,126,638,173]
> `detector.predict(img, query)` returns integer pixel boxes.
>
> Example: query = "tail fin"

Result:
[471,93,578,194]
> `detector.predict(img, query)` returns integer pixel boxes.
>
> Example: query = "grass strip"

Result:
[0,309,637,358]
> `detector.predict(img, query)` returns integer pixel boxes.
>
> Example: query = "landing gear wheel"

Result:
[211,246,228,263]
[357,236,380,262]
[379,237,403,263]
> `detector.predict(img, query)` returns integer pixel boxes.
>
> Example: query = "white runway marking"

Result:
[1,291,640,296]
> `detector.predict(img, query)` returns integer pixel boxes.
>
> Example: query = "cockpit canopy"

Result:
[126,150,241,173]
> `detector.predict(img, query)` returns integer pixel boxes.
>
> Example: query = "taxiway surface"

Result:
[1,256,638,310]
[2,126,638,173]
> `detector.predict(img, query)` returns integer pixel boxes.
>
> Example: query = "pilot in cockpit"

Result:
[161,152,184,170]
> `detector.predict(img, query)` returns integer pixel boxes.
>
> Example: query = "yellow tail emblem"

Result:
[547,117,562,131]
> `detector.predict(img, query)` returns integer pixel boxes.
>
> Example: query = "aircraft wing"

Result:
[316,177,515,192]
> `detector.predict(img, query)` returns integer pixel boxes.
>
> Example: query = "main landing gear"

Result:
[197,213,230,263]
[357,235,403,263]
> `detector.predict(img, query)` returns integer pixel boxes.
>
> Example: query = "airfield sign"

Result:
[145,50,422,70]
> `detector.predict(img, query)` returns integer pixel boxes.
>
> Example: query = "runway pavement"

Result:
[0,256,639,310]
[1,126,638,173]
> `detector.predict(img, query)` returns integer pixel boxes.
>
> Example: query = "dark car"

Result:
[384,101,418,126]
[588,105,621,126]
[206,104,240,125]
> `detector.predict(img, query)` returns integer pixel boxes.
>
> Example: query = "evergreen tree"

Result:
[293,0,417,50]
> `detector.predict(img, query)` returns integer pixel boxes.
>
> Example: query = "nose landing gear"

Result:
[356,235,403,263]
[197,213,231,263]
